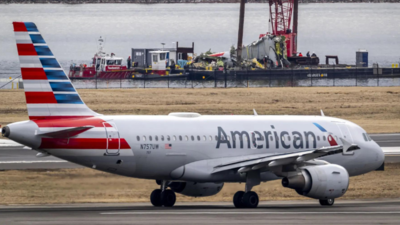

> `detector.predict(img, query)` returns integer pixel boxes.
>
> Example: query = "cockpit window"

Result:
[362,133,372,142]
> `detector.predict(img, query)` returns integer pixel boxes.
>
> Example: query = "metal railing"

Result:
[69,67,400,89]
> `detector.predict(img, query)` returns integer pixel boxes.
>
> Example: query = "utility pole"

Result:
[236,0,246,66]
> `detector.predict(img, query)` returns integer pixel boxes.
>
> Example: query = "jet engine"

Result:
[282,164,349,200]
[169,182,224,197]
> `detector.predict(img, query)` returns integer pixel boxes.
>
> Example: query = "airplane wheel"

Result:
[233,191,245,208]
[319,198,334,206]
[150,189,162,207]
[242,191,259,208]
[161,190,176,207]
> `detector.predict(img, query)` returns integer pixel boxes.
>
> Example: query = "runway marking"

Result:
[101,211,400,215]
[0,160,67,164]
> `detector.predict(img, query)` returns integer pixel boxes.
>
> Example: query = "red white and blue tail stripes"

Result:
[13,22,99,120]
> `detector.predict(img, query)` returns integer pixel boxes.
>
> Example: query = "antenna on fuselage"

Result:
[253,109,258,116]
[320,109,325,117]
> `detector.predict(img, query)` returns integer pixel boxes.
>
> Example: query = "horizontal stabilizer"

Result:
[36,126,94,138]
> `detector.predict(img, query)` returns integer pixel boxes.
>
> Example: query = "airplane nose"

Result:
[374,142,385,169]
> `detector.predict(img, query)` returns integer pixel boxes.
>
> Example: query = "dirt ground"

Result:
[0,87,399,133]
[0,163,399,205]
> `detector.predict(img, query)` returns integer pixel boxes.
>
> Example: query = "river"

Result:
[0,3,399,78]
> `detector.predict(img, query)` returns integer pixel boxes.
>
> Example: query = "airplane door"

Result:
[103,122,120,156]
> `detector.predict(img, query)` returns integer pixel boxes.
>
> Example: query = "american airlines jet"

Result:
[2,22,385,208]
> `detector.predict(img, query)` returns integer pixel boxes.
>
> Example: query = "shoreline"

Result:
[1,0,400,4]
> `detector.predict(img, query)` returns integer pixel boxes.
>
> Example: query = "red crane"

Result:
[264,0,298,57]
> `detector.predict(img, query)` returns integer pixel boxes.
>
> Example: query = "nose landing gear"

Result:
[150,181,176,207]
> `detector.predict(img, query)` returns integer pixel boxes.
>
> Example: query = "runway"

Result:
[0,133,399,170]
[1,199,400,224]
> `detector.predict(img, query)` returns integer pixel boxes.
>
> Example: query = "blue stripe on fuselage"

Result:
[313,123,327,132]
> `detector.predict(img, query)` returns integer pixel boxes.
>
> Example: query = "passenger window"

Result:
[281,136,285,141]
[323,136,326,141]
[161,135,164,141]
[317,136,320,141]
[270,136,273,141]
[143,136,146,141]
[155,136,158,141]
[215,135,218,141]
[197,136,200,141]
[149,136,152,141]
[136,136,140,141]
[167,135,170,141]
[185,136,188,141]
[191,136,194,141]
[173,136,176,141]
[227,136,230,141]
[288,136,291,141]
[203,136,206,141]
[179,136,182,141]
[209,135,212,141]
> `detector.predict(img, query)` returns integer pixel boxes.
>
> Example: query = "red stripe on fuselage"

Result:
[39,138,131,149]
[30,115,94,121]
[25,92,57,104]
[33,117,110,128]
[17,44,37,56]
[21,68,47,80]
[13,22,27,32]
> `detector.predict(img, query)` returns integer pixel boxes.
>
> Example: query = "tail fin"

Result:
[13,22,99,120]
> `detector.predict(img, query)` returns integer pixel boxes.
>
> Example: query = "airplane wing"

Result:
[36,126,94,138]
[212,138,360,174]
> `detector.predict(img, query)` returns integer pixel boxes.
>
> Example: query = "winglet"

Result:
[320,110,325,117]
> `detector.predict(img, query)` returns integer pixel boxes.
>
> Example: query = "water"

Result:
[1,3,399,79]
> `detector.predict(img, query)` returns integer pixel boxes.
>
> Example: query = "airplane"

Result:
[2,22,385,208]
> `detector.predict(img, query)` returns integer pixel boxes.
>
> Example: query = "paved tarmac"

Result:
[1,199,400,224]
[0,133,399,170]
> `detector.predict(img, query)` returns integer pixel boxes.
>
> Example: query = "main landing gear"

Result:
[233,191,259,208]
[150,181,176,207]
[319,198,335,206]
[233,170,260,208]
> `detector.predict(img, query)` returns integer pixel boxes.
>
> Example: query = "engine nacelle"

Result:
[282,164,349,200]
[169,182,224,197]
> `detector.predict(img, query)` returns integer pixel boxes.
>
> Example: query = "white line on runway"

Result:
[0,160,67,164]
[101,211,400,215]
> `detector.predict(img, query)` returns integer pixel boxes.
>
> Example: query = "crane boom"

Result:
[267,0,297,57]
[269,0,294,35]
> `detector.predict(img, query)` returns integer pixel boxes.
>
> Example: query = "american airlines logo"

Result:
[216,127,320,150]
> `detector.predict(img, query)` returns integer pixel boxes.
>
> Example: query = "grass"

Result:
[0,163,399,205]
[0,87,400,133]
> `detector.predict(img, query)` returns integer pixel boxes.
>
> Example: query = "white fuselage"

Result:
[8,114,384,183]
